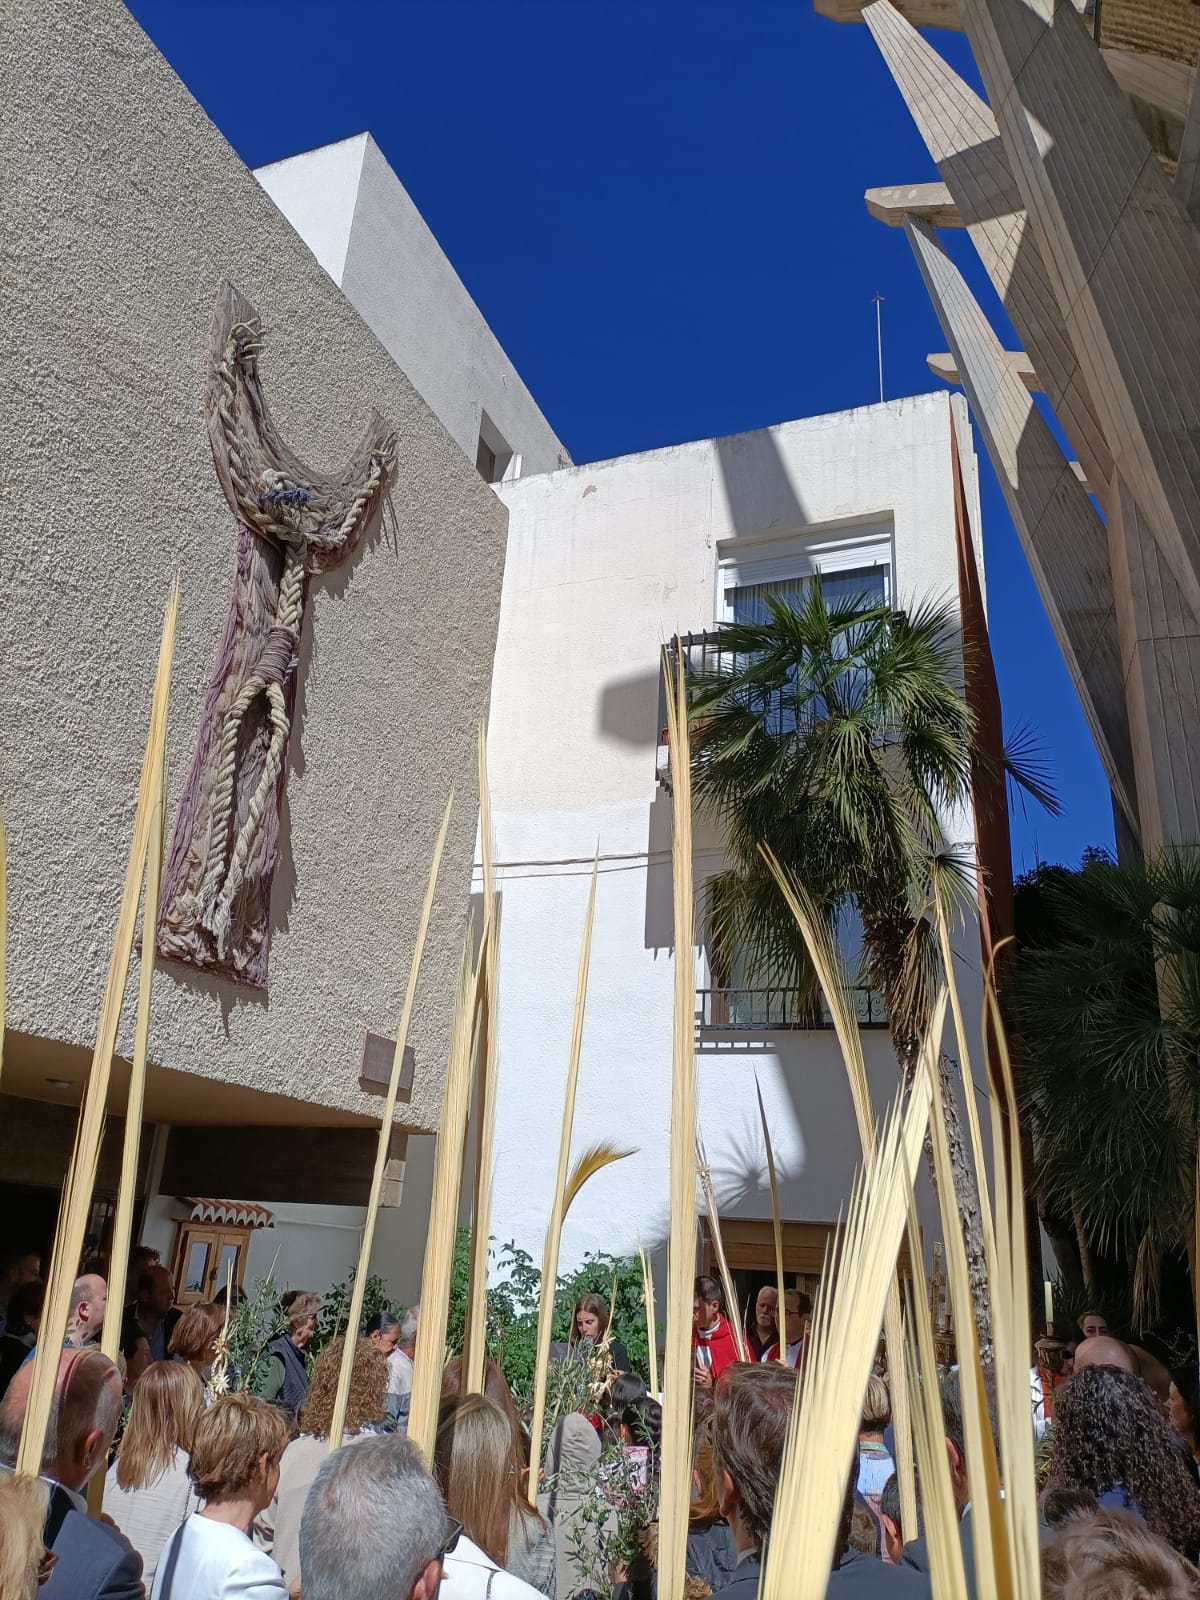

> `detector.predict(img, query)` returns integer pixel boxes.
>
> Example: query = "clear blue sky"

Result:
[128,0,1114,873]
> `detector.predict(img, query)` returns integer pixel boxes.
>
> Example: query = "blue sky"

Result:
[128,0,1114,873]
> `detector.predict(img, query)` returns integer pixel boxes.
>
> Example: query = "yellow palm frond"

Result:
[564,1140,636,1217]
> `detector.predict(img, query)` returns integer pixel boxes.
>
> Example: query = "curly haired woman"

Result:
[260,1335,388,1588]
[1046,1365,1200,1557]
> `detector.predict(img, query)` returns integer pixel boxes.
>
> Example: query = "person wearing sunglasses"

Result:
[299,1433,454,1600]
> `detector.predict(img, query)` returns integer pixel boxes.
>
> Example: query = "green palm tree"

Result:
[687,579,1054,1349]
[1015,850,1200,1329]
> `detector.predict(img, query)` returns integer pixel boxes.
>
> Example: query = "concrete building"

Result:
[820,0,1200,858]
[255,135,570,483]
[477,392,994,1288]
[0,0,509,1303]
[0,0,1002,1315]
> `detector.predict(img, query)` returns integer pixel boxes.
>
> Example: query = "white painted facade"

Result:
[256,134,570,480]
[475,391,989,1277]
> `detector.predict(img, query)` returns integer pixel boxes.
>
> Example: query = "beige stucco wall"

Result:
[0,0,507,1133]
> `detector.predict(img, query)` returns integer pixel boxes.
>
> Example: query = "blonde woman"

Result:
[260,1336,388,1587]
[435,1394,552,1600]
[169,1302,224,1387]
[104,1361,203,1583]
[856,1374,894,1509]
[151,1392,287,1600]
[0,1474,51,1600]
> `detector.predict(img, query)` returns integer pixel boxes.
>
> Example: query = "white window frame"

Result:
[715,521,894,624]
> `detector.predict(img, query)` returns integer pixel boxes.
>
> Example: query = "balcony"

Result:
[657,632,725,793]
[697,985,889,1031]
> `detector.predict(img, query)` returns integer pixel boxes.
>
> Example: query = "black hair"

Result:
[365,1309,401,1337]
[4,1280,43,1333]
[622,1396,662,1475]
[694,1275,722,1307]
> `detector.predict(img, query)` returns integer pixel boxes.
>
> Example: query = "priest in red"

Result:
[692,1274,742,1390]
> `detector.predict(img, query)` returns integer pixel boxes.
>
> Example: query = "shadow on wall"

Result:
[596,668,661,747]
[714,425,810,541]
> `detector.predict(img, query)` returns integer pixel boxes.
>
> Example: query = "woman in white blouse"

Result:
[104,1360,203,1584]
[151,1393,288,1600]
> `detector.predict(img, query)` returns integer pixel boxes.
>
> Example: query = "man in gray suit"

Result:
[0,1346,143,1600]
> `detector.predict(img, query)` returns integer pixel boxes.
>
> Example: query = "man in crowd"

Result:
[0,1245,41,1336]
[121,1262,176,1362]
[693,1275,741,1391]
[710,1362,929,1596]
[1078,1309,1110,1341]
[67,1274,107,1348]
[299,1430,452,1600]
[0,1346,143,1599]
[744,1285,778,1362]
[386,1305,419,1428]
[1074,1336,1136,1376]
[760,1289,811,1368]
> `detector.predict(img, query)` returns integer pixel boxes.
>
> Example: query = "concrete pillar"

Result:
[905,216,1139,830]
[863,0,1113,503]
[959,0,1200,619]
[1107,471,1200,851]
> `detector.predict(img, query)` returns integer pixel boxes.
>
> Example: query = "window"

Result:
[717,523,893,624]
[475,411,514,484]
[171,1222,251,1305]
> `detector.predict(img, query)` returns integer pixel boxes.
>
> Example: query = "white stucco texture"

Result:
[0,0,509,1134]
[256,134,569,479]
[471,393,988,1272]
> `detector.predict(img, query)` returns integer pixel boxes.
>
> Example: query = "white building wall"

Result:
[256,134,569,479]
[475,391,987,1274]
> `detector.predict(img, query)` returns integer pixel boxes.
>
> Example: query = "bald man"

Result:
[1073,1335,1137,1374]
[67,1273,107,1347]
[0,1347,142,1598]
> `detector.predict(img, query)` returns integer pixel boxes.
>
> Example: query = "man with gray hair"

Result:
[299,1431,449,1600]
[0,1346,141,1598]
[385,1303,419,1427]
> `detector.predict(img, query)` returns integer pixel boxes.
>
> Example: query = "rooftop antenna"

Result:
[872,293,885,403]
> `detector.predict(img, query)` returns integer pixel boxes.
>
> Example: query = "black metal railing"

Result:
[697,986,889,1031]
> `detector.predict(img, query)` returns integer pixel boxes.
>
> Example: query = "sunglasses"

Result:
[438,1517,464,1562]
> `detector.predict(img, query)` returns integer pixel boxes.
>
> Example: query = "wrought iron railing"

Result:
[697,986,889,1031]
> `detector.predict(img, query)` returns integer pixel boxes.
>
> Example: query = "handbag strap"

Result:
[485,1568,496,1600]
[157,1523,186,1600]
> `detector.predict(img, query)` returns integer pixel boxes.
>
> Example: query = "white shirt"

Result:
[104,1447,199,1584]
[150,1513,286,1600]
[442,1534,548,1600]
[387,1346,414,1400]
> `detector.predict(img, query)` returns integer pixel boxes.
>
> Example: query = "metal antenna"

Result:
[872,293,885,403]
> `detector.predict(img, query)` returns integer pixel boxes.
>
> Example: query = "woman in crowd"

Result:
[1045,1365,1200,1556]
[1169,1365,1200,1470]
[365,1309,406,1423]
[856,1375,895,1510]
[0,1473,50,1600]
[570,1293,629,1374]
[0,1282,42,1399]
[538,1411,603,1600]
[151,1391,287,1600]
[169,1302,224,1387]
[254,1290,320,1414]
[442,1354,531,1468]
[261,1336,388,1588]
[435,1392,553,1600]
[618,1395,662,1491]
[685,1421,738,1593]
[602,1373,649,1445]
[104,1361,203,1585]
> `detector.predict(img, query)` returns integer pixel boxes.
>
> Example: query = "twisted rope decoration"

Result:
[195,327,386,959]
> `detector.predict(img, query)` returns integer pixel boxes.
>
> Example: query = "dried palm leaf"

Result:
[753,1077,787,1367]
[658,643,698,1600]
[526,855,600,1501]
[0,816,6,1089]
[638,1241,659,1397]
[18,586,177,1475]
[563,1140,636,1217]
[761,1000,940,1600]
[408,933,481,1461]
[465,724,500,1392]
[696,1132,749,1362]
[760,844,917,1538]
[902,1264,969,1600]
[328,792,454,1450]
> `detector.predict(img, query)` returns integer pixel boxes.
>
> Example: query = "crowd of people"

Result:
[2,1246,1200,1600]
